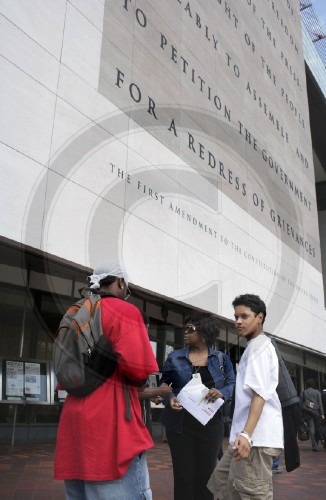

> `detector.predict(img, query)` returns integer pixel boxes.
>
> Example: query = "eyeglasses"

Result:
[125,286,131,301]
[184,324,197,334]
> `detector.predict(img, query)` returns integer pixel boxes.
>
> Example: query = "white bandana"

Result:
[88,261,129,289]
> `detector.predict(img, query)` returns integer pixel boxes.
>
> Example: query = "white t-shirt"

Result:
[230,334,283,448]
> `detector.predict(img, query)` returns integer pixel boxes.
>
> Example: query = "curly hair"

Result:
[232,294,267,324]
[184,311,220,346]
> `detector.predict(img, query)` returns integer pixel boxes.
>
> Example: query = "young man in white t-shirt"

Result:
[208,294,283,500]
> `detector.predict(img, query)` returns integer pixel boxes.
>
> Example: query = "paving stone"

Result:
[0,439,325,499]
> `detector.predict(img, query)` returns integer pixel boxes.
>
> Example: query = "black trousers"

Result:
[166,412,224,500]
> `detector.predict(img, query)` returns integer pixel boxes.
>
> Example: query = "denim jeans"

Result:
[64,452,152,500]
[304,415,318,449]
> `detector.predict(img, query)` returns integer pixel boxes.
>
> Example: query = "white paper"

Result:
[177,379,224,426]
[6,361,24,396]
[25,362,41,395]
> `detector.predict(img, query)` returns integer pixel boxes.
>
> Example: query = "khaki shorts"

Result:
[207,444,282,500]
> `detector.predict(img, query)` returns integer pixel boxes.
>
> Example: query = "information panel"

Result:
[0,358,50,404]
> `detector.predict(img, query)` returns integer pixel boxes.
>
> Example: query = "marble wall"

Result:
[0,0,324,351]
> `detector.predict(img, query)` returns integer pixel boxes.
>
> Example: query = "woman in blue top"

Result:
[159,311,235,500]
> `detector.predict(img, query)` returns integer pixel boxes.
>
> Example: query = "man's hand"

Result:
[169,397,183,411]
[138,384,172,401]
[151,396,163,405]
[232,435,251,461]
[150,383,173,404]
[158,383,173,398]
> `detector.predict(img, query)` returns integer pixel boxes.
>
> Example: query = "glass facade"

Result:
[302,24,326,98]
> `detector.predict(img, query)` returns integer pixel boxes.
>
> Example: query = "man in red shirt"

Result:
[54,261,159,499]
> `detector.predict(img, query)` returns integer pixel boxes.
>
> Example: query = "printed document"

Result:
[177,377,224,425]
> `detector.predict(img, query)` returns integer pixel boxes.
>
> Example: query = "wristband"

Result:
[239,432,253,447]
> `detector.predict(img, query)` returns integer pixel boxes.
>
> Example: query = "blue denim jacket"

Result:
[159,346,235,433]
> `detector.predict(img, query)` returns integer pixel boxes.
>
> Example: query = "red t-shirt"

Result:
[54,297,158,480]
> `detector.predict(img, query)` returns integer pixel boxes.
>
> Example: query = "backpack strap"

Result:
[123,381,132,421]
[269,336,299,407]
[217,351,226,381]
[95,293,133,421]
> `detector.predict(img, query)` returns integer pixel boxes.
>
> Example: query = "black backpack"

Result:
[270,337,300,472]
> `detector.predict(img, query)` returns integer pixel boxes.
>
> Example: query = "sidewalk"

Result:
[0,438,325,499]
